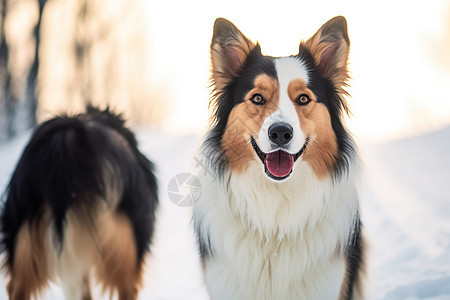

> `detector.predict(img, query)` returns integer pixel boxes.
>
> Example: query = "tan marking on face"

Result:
[96,212,143,300]
[222,74,279,173]
[7,217,49,300]
[288,79,338,178]
[287,79,317,102]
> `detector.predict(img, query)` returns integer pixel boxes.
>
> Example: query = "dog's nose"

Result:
[268,123,293,147]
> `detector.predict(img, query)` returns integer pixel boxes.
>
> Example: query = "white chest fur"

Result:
[194,161,359,300]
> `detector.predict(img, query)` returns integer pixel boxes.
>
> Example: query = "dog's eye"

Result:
[250,93,266,105]
[295,94,311,106]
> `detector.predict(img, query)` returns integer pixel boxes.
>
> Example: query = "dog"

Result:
[193,17,365,299]
[0,106,158,300]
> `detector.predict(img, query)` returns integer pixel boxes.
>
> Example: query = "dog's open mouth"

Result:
[250,136,309,181]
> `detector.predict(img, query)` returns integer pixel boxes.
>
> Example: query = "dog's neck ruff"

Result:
[194,157,360,299]
[211,159,358,246]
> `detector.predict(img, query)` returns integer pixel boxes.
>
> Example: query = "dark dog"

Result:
[1,106,158,300]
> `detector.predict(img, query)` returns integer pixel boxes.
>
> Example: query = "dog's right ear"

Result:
[211,18,256,92]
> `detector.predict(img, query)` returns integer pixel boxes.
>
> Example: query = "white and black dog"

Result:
[193,17,365,299]
[0,107,158,300]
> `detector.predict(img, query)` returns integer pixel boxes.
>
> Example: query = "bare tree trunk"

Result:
[24,0,47,129]
[0,0,14,140]
[74,0,92,105]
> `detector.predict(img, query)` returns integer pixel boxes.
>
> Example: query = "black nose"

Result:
[268,123,293,146]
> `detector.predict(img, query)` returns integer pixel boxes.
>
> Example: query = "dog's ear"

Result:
[301,16,350,88]
[211,18,256,91]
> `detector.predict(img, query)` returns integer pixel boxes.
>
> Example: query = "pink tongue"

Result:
[265,150,294,178]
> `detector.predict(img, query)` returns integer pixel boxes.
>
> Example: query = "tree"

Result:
[24,0,47,129]
[0,0,13,140]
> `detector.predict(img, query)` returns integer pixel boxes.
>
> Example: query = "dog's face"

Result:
[208,17,351,181]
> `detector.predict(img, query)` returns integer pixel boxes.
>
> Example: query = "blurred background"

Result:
[0,0,449,142]
[0,0,450,299]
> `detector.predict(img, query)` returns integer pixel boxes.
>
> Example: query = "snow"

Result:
[1,125,450,299]
[360,126,450,299]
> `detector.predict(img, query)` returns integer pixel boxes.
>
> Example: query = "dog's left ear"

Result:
[301,16,350,87]
[211,18,256,92]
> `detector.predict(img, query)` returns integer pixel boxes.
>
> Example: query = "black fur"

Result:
[205,45,277,176]
[296,48,355,178]
[196,226,213,260]
[343,217,364,300]
[0,106,158,268]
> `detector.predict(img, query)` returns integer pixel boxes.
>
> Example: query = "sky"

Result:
[143,0,450,142]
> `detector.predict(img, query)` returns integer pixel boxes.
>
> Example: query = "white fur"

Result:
[44,209,97,300]
[258,57,309,155]
[193,156,360,300]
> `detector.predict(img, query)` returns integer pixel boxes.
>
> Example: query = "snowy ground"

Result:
[360,126,450,299]
[0,125,449,299]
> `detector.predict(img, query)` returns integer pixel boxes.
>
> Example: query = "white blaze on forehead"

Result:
[258,57,309,154]
[276,56,309,86]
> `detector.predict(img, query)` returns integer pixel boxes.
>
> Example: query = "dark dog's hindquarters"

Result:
[0,107,158,300]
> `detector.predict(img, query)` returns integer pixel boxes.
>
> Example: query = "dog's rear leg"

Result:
[81,276,92,300]
[58,241,92,300]
[57,211,94,300]
[60,272,91,300]
[7,221,49,300]
[97,213,143,300]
